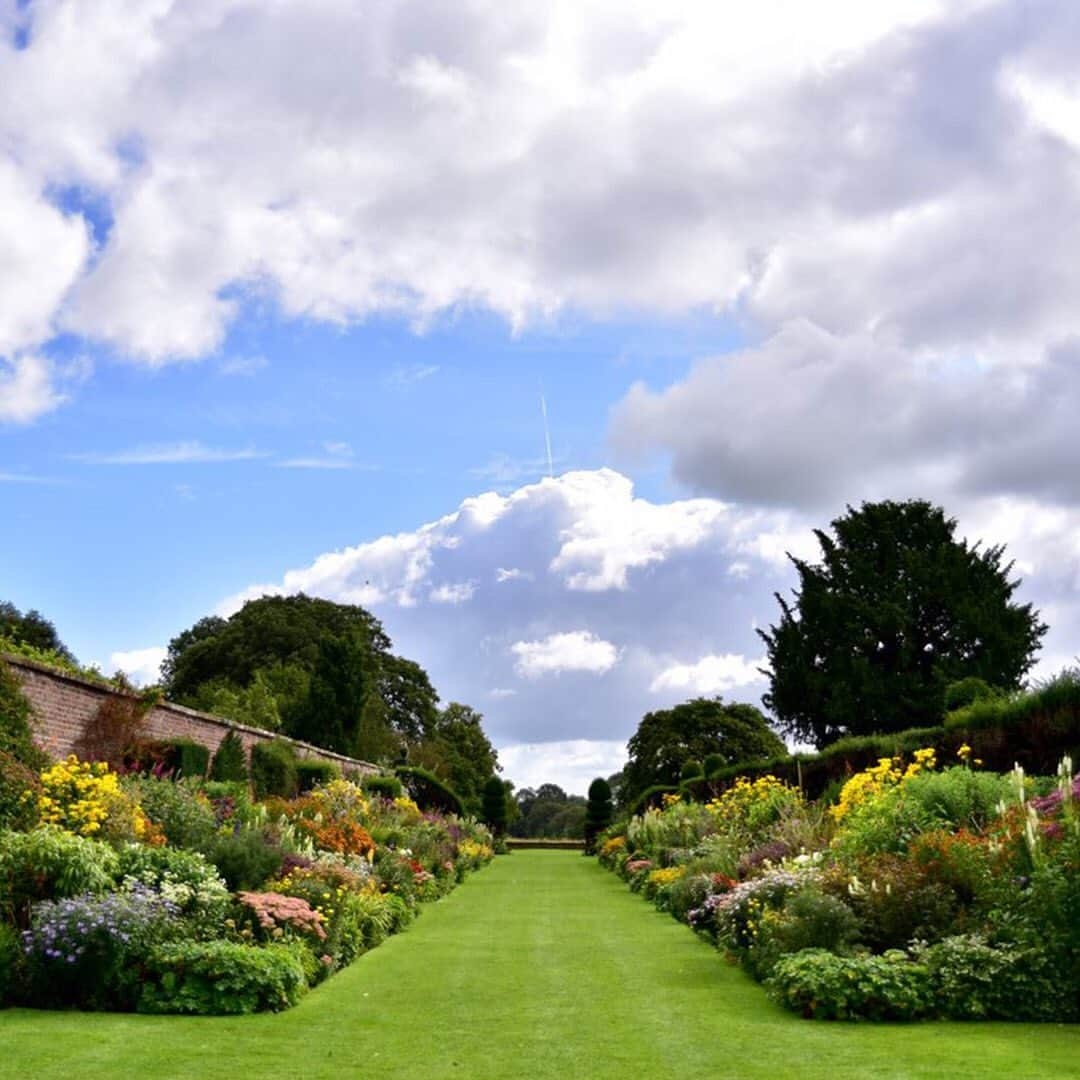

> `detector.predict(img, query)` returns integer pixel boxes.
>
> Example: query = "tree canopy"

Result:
[759,499,1047,748]
[622,697,785,805]
[510,783,587,839]
[408,702,500,817]
[0,601,74,664]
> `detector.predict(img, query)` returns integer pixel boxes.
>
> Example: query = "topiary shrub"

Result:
[139,940,308,1014]
[395,766,464,816]
[163,738,211,779]
[944,677,999,713]
[680,760,703,782]
[363,774,404,800]
[584,777,614,854]
[481,776,508,837]
[295,759,338,793]
[250,740,298,800]
[210,730,248,782]
[702,753,725,778]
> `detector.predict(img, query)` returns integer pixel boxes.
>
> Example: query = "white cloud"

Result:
[218,355,268,377]
[650,653,765,695]
[109,646,166,686]
[498,739,627,796]
[385,364,440,387]
[0,355,66,424]
[511,631,620,679]
[73,442,266,465]
[430,581,477,604]
[489,688,517,699]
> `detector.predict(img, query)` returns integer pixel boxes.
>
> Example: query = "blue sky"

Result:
[5,1,1080,791]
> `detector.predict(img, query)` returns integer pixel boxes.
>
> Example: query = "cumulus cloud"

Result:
[649,653,765,695]
[109,646,167,686]
[612,321,1080,510]
[0,355,67,424]
[5,0,1077,371]
[499,739,628,796]
[511,631,620,679]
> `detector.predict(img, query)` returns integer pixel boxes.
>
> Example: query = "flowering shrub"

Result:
[707,775,805,847]
[236,890,326,942]
[22,885,179,1009]
[831,748,936,825]
[116,844,230,926]
[36,756,149,842]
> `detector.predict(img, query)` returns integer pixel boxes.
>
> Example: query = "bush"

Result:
[0,828,118,927]
[584,777,614,854]
[208,830,284,891]
[23,886,180,1010]
[769,948,933,1021]
[0,750,39,831]
[919,934,1065,1021]
[0,660,46,767]
[116,844,231,926]
[363,774,404,800]
[37,755,148,843]
[160,738,211,779]
[395,766,464,816]
[139,940,308,1014]
[296,759,338,793]
[0,923,19,1006]
[749,887,860,979]
[123,776,218,851]
[944,677,998,712]
[251,740,298,800]
[209,730,248,782]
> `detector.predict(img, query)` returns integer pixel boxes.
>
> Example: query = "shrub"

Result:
[208,829,284,891]
[919,934,1065,1021]
[22,885,180,1010]
[395,766,464,816]
[481,776,508,836]
[0,750,39,831]
[159,738,211,780]
[0,828,118,927]
[749,887,860,979]
[295,759,338,793]
[123,776,218,851]
[584,777,614,854]
[209,730,248,782]
[0,660,46,767]
[72,695,149,771]
[37,756,150,842]
[769,948,933,1021]
[236,891,326,946]
[944,677,998,713]
[138,940,308,1014]
[251,740,298,800]
[115,844,230,926]
[707,775,806,849]
[363,774,404,800]
[0,923,19,1005]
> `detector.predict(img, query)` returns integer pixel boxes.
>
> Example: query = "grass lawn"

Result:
[0,851,1074,1079]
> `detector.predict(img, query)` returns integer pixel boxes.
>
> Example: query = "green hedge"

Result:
[295,759,338,792]
[160,738,211,780]
[363,774,404,800]
[250,740,298,799]
[394,766,464,816]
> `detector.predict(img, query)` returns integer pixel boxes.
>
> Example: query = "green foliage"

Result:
[769,948,933,1021]
[511,784,586,840]
[363,774,404,800]
[0,828,118,927]
[410,702,499,816]
[0,659,46,768]
[919,935,1064,1021]
[584,778,613,852]
[395,766,464,816]
[482,775,509,835]
[210,730,248,781]
[0,602,74,664]
[289,628,372,756]
[207,830,284,891]
[760,499,1046,748]
[943,677,998,712]
[623,697,785,806]
[139,940,308,1014]
[115,844,230,923]
[0,750,40,831]
[123,776,218,851]
[702,753,725,778]
[0,923,18,1005]
[159,738,211,779]
[680,760,703,781]
[250,740,298,800]
[750,888,860,979]
[295,759,338,792]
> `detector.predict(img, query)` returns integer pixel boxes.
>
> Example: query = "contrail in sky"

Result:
[540,386,553,478]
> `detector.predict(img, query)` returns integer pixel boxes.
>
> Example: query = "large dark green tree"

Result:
[584,777,614,853]
[409,702,500,817]
[163,595,440,761]
[622,697,784,805]
[759,499,1047,748]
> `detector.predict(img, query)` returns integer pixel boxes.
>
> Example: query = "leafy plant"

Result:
[208,829,284,891]
[251,740,298,800]
[138,940,308,1014]
[210,730,248,782]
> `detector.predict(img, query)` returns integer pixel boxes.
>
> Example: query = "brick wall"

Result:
[4,654,376,776]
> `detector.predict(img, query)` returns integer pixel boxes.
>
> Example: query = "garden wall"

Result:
[4,653,376,775]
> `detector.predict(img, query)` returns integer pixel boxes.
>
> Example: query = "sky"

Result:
[5,0,1080,793]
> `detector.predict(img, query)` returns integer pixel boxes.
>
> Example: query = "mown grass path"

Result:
[1,852,1076,1079]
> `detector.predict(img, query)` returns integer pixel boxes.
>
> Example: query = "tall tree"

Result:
[0,601,74,664]
[410,702,499,816]
[759,500,1047,748]
[584,777,614,853]
[622,697,784,805]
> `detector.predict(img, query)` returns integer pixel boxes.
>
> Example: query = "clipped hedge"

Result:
[363,774,404,800]
[295,759,338,793]
[395,766,464,816]
[250,740,298,800]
